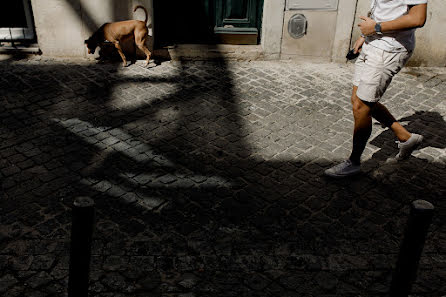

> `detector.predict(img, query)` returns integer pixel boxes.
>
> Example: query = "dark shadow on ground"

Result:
[0,56,445,297]
[370,111,446,159]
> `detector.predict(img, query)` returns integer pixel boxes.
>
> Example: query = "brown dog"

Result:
[85,5,151,67]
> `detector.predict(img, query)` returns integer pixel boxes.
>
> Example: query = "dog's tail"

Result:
[134,5,148,25]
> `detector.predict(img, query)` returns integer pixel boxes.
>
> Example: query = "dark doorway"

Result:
[154,0,263,48]
[0,1,28,28]
[0,0,35,41]
[154,0,215,47]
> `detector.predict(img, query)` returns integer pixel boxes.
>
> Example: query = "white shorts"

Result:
[353,43,412,103]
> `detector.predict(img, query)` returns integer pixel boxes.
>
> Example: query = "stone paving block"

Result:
[0,274,18,293]
[1,58,445,296]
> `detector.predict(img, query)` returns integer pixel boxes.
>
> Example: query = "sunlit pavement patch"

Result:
[56,117,233,208]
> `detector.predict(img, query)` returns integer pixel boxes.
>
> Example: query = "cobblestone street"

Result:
[1,56,446,296]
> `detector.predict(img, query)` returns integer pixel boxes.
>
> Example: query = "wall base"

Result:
[163,44,265,61]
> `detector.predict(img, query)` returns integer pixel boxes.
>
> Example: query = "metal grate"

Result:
[288,14,307,39]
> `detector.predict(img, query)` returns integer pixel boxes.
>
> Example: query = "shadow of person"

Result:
[364,111,446,291]
[363,111,446,204]
[368,111,446,163]
[398,111,446,151]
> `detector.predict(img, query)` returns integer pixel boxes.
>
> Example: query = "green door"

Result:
[214,0,263,44]
[154,0,263,47]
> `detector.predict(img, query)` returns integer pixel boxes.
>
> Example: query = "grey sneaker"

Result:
[395,133,423,161]
[324,160,361,178]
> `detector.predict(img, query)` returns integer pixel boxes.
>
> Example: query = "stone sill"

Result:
[0,43,41,54]
[157,44,265,61]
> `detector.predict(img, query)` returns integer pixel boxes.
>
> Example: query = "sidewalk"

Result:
[1,56,445,296]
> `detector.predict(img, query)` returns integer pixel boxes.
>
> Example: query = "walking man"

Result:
[325,0,428,178]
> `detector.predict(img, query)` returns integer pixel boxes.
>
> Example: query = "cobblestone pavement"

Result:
[1,56,446,297]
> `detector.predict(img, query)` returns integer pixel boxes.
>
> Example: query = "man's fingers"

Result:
[359,16,367,21]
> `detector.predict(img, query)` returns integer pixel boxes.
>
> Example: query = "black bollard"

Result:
[390,200,434,297]
[68,196,95,297]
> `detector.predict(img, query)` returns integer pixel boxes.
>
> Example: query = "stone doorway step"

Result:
[0,42,40,54]
[154,44,265,61]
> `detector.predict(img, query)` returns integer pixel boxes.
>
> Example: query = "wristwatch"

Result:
[375,22,383,35]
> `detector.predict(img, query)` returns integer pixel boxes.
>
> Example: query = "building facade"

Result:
[1,0,445,66]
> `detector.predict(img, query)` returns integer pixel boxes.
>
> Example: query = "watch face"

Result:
[375,23,382,34]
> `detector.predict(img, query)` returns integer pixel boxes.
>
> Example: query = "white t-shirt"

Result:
[366,0,428,52]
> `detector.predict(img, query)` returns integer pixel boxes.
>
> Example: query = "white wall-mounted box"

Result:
[286,0,339,10]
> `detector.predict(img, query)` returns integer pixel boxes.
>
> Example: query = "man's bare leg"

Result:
[325,86,420,177]
[349,86,373,165]
[324,86,367,177]
[370,99,423,160]
[371,102,411,142]
[350,85,415,163]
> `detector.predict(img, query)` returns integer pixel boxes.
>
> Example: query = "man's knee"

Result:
[352,96,374,117]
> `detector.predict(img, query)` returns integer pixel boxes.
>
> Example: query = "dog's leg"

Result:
[113,41,128,67]
[135,30,152,66]
[137,43,152,66]
[132,38,137,65]
[122,35,136,65]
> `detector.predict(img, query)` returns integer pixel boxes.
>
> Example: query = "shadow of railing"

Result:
[1,56,445,295]
[1,2,445,294]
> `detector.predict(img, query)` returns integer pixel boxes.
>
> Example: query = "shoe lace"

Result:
[336,160,352,170]
[395,141,403,148]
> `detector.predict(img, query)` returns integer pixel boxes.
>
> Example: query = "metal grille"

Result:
[288,14,307,39]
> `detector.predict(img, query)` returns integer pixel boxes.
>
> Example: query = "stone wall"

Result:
[28,0,445,66]
[31,0,153,58]
[280,0,445,66]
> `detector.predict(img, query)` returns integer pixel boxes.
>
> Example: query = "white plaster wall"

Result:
[350,0,372,48]
[410,0,446,66]
[31,0,85,57]
[261,0,286,60]
[332,0,358,62]
[279,0,353,62]
[31,0,153,58]
[281,10,337,61]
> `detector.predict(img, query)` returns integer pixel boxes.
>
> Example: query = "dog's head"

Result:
[84,38,97,55]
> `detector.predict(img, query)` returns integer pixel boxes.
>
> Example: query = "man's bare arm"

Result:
[359,4,427,36]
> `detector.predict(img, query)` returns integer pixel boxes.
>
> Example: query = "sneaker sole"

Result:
[324,170,361,178]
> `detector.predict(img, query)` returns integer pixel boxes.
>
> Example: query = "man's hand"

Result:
[353,36,365,54]
[358,16,377,36]
[358,4,427,36]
